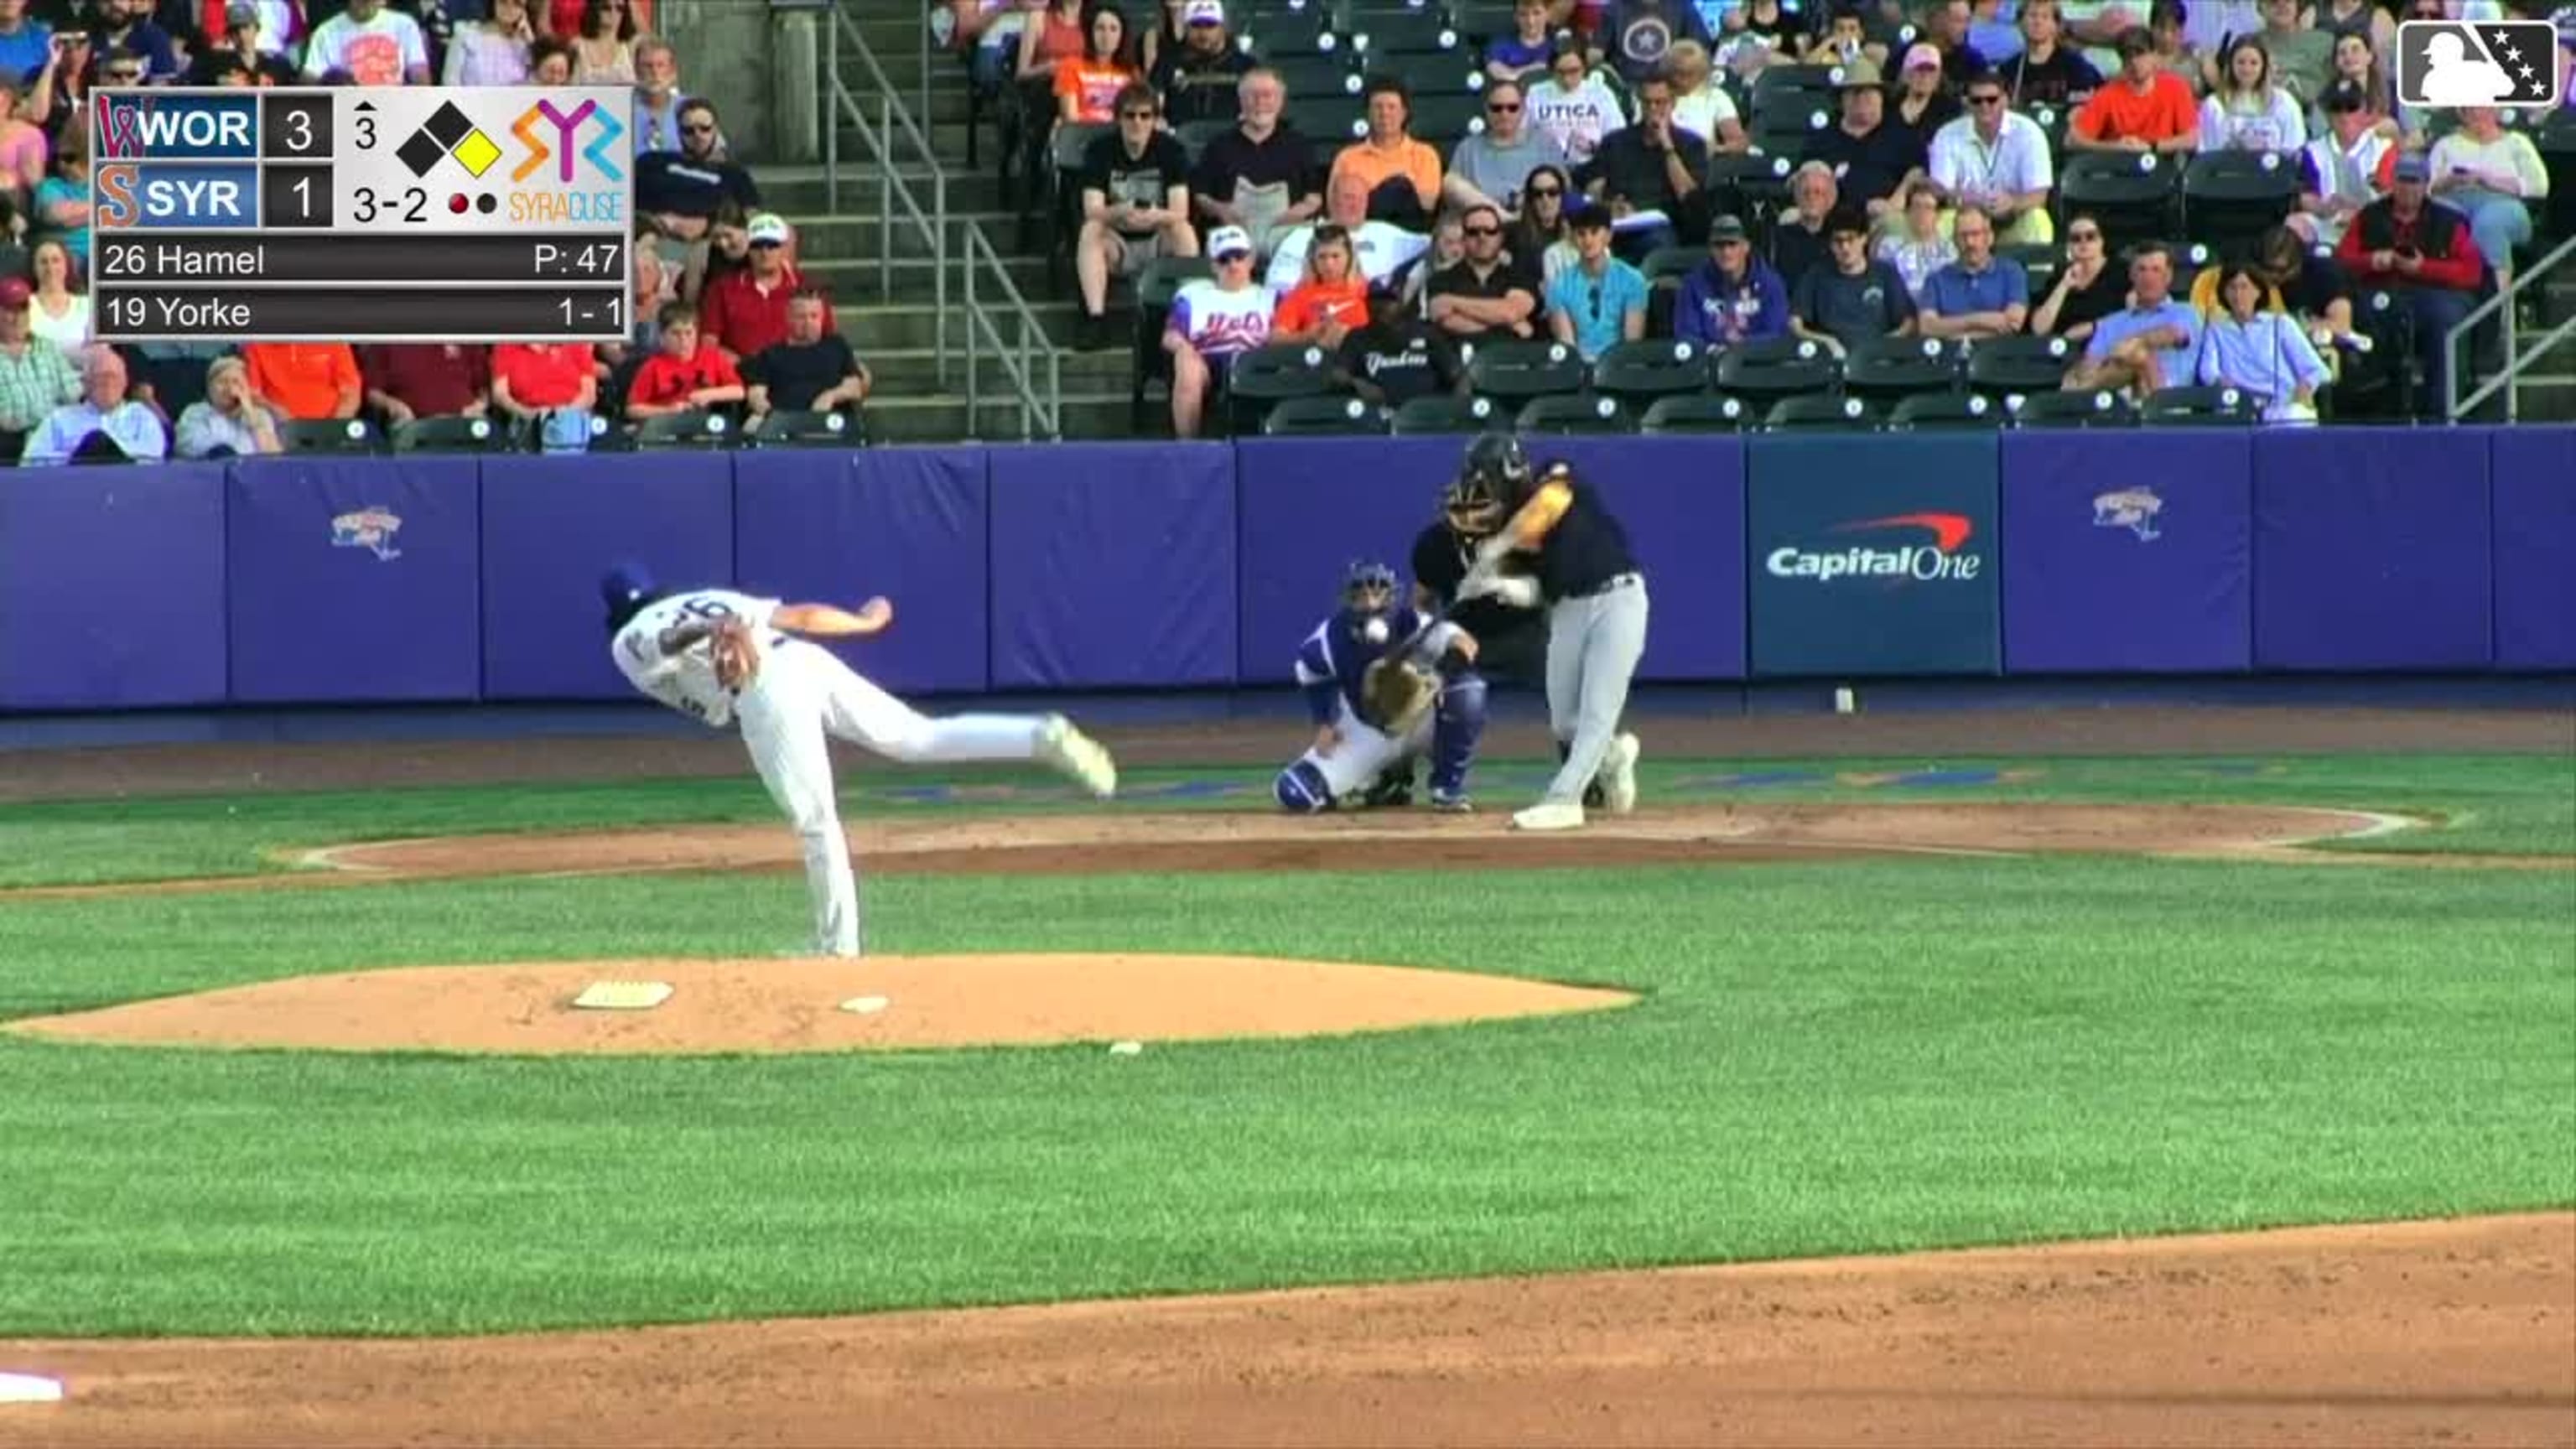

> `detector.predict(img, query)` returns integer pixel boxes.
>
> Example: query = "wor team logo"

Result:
[331,507,404,561]
[2395,20,2562,107]
[2092,487,2163,543]
[92,93,154,158]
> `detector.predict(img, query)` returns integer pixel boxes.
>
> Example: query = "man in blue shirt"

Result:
[1916,204,2029,340]
[2066,239,2200,397]
[0,0,49,86]
[1675,213,1790,348]
[23,345,167,465]
[1545,204,1649,361]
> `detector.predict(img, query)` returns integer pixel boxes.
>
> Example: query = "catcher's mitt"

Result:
[1359,656,1438,735]
[709,619,761,692]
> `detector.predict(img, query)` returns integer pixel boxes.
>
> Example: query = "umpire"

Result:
[1452,434,1645,832]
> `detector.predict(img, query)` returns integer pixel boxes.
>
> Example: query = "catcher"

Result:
[1273,559,1489,814]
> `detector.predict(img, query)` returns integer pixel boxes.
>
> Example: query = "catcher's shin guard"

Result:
[1275,759,1333,813]
[1430,674,1488,798]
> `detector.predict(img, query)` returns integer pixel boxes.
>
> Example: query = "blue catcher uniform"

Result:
[1274,562,1490,813]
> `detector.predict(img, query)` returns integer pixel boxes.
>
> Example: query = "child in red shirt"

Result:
[624,304,748,419]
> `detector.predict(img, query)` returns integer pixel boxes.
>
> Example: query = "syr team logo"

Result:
[331,507,404,562]
[396,96,627,185]
[1767,512,1984,583]
[2093,487,2163,543]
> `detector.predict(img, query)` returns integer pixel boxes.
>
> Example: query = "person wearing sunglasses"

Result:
[1442,79,1568,222]
[1927,70,2059,244]
[1543,200,1648,361]
[699,213,831,363]
[2028,212,2122,342]
[1161,223,1273,438]
[637,98,762,242]
[1426,203,1543,341]
[1073,82,1197,348]
[1529,34,1627,164]
[1508,162,1580,283]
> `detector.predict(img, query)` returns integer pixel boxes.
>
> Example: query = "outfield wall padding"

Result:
[0,426,2566,712]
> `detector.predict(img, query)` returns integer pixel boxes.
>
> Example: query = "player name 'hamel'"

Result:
[145,242,265,277]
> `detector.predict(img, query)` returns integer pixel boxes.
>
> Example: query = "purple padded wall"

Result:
[2490,427,2576,670]
[2252,428,2491,671]
[0,464,228,709]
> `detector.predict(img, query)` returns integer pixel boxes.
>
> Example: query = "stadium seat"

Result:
[1703,149,1800,226]
[1713,340,1837,403]
[2181,151,2300,260]
[1391,393,1507,434]
[1262,395,1389,435]
[1044,120,1114,284]
[1886,392,2004,429]
[1408,91,1489,148]
[1241,1,1336,55]
[390,415,506,454]
[1348,8,1461,58]
[1516,392,1635,434]
[1840,335,1961,404]
[1464,338,1587,402]
[1176,117,1238,163]
[1966,333,2079,400]
[1640,392,1755,433]
[1749,63,1846,111]
[1748,106,1831,163]
[744,409,865,448]
[1639,245,1701,334]
[631,410,735,449]
[1223,342,1342,433]
[1451,0,1516,44]
[1590,338,1711,408]
[1999,242,2059,295]
[1283,94,1369,147]
[1763,394,1877,431]
[279,418,381,454]
[1269,53,1362,103]
[2140,385,2262,427]
[2056,151,2182,257]
[2009,387,2137,428]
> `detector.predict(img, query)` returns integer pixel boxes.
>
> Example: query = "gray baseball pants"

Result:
[1541,574,1649,805]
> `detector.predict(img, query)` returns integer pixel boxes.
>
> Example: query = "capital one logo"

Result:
[510,98,627,184]
[1766,512,1985,584]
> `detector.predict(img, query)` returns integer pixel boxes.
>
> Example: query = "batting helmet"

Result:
[600,564,662,633]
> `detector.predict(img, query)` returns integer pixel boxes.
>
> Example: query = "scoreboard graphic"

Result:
[89,86,633,342]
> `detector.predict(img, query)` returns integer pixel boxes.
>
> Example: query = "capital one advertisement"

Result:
[1746,434,2002,677]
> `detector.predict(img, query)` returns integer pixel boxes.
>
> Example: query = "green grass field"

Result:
[0,752,2568,1338]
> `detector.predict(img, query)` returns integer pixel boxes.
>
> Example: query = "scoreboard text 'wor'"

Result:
[94,92,258,228]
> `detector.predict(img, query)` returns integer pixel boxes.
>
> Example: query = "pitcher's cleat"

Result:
[1601,732,1641,816]
[1039,714,1119,798]
[1510,800,1586,832]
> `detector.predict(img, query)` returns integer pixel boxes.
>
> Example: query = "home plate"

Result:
[839,995,890,1015]
[0,1372,63,1404]
[571,980,673,1010]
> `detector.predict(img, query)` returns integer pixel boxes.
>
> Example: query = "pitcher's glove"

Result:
[1359,657,1438,735]
[709,618,761,692]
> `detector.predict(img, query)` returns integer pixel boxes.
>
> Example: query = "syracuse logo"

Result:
[2092,487,2163,542]
[330,507,403,562]
[1767,512,1983,583]
[397,97,626,184]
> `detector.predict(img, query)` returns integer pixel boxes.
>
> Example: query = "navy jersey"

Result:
[1530,466,1641,602]
[1292,605,1462,726]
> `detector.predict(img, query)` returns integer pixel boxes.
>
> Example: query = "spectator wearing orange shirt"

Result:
[1054,3,1138,124]
[623,304,746,421]
[1328,75,1443,232]
[698,213,832,361]
[242,342,361,422]
[1269,225,1369,347]
[2070,29,2199,154]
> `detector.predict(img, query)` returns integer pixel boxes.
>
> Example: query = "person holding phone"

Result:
[2334,151,2480,415]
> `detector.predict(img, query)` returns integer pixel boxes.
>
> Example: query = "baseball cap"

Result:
[1709,214,1749,243]
[0,277,28,309]
[746,212,790,247]
[2391,151,2431,183]
[1182,0,1223,23]
[1901,42,1942,71]
[1836,56,1883,87]
[1208,224,1254,259]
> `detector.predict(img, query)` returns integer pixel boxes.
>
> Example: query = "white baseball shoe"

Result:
[1601,732,1641,817]
[1038,714,1119,798]
[1510,800,1587,832]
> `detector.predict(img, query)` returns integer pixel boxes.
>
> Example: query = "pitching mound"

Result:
[2,954,1637,1057]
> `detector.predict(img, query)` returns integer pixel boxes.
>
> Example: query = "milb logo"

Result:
[397,98,627,184]
[1766,512,1985,583]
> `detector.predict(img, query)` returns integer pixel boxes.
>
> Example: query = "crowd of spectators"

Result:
[2,0,871,467]
[944,0,2571,435]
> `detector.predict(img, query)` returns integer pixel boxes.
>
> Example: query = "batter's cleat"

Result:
[1510,800,1587,832]
[1428,789,1473,813]
[1038,714,1118,798]
[1601,732,1641,816]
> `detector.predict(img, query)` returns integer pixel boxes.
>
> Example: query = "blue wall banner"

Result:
[479,454,736,700]
[1745,432,2002,677]
[1234,436,1463,686]
[226,457,484,703]
[735,448,992,697]
[1526,436,1749,681]
[0,465,229,710]
[2252,428,2492,671]
[2000,432,2253,673]
[987,442,1237,688]
[2490,428,2576,671]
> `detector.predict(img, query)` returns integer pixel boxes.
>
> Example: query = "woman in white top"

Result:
[443,0,533,85]
[2427,106,2549,285]
[1665,40,1748,153]
[27,239,88,358]
[2199,37,2304,152]
[1876,181,1958,301]
[2193,262,2328,423]
[1528,40,1627,164]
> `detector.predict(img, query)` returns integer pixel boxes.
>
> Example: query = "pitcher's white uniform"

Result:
[611,587,1110,957]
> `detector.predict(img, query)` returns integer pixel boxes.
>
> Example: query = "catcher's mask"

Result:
[1342,558,1399,617]
[600,564,663,633]
[1444,471,1504,538]
[1450,432,1530,534]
